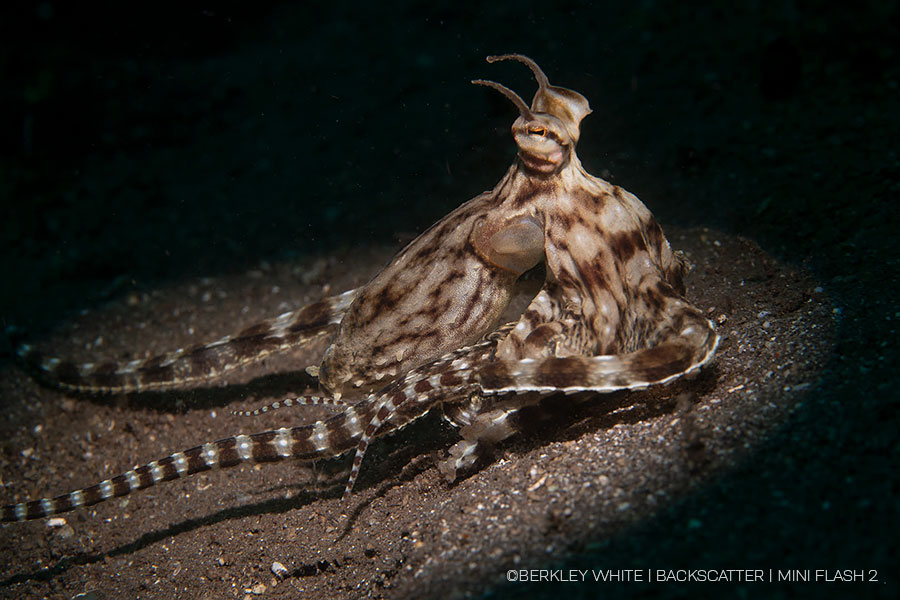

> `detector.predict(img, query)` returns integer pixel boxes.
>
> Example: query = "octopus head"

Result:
[474,54,592,175]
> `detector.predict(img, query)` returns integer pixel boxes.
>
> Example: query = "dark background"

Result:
[1,1,897,598]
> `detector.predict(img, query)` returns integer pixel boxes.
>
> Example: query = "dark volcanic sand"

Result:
[0,230,834,599]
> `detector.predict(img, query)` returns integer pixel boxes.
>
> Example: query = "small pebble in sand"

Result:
[271,561,289,579]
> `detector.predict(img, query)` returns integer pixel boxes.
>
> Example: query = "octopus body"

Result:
[4,55,717,522]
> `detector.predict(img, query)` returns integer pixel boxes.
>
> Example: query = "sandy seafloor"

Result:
[0,2,897,599]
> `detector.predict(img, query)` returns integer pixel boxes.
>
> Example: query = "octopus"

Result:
[3,54,718,523]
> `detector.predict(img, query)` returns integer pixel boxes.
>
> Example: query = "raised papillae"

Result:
[4,54,717,523]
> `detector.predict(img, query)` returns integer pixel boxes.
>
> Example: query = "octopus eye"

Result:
[528,126,547,137]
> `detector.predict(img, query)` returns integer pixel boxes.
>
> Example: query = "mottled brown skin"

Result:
[4,55,717,523]
[317,171,544,397]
